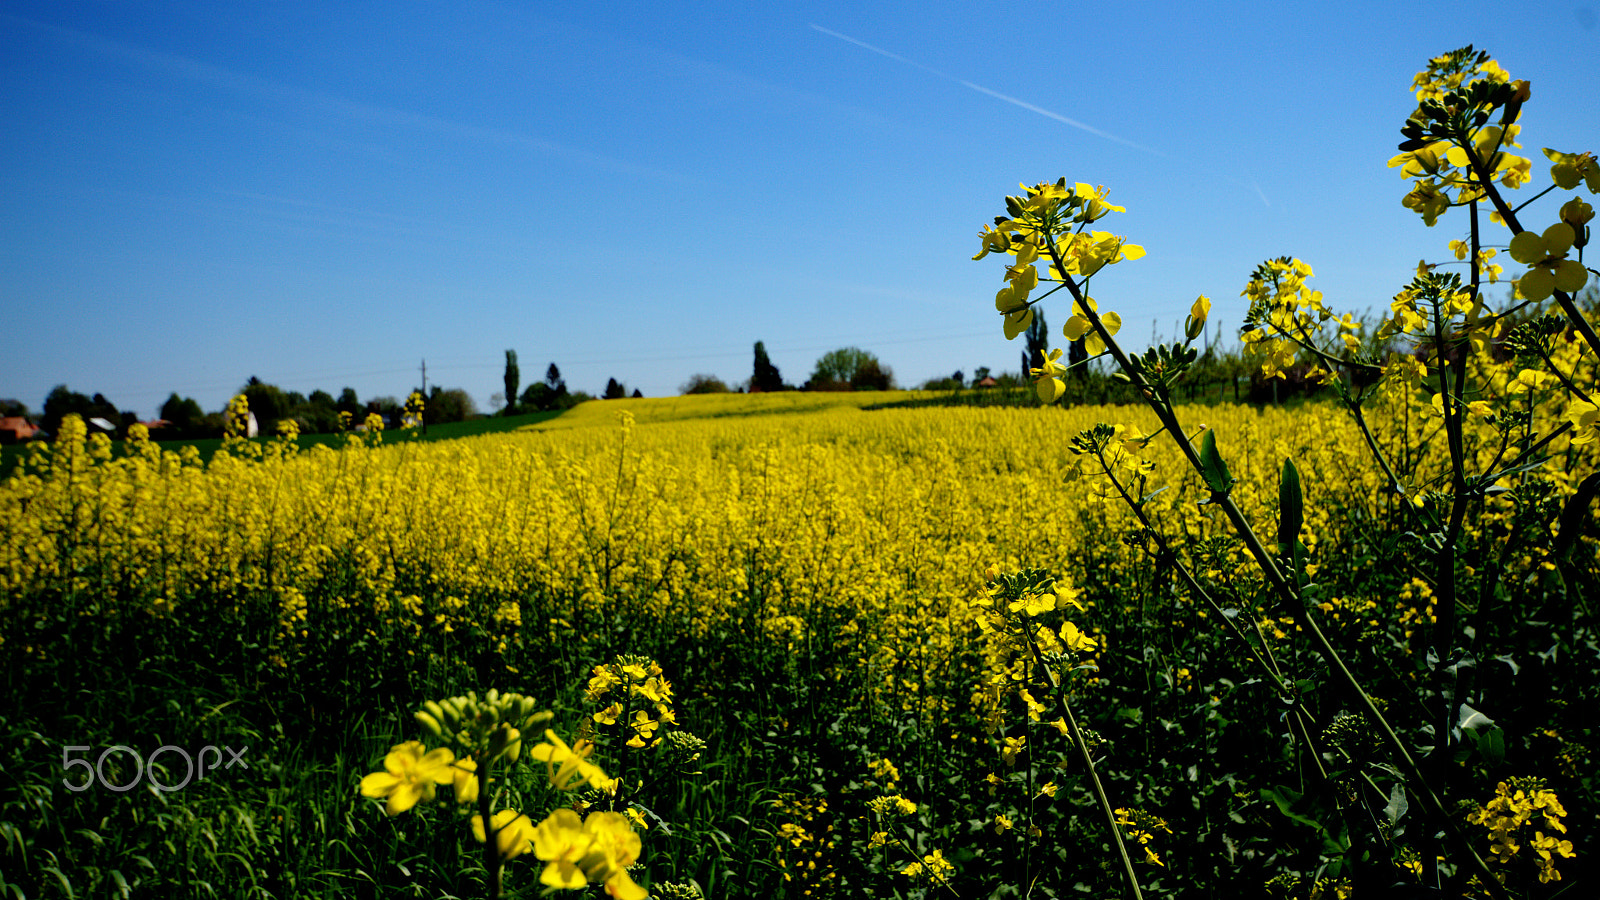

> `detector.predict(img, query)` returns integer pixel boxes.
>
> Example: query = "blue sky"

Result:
[3,1,1598,418]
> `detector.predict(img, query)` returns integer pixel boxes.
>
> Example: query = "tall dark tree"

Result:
[42,385,92,436]
[160,393,205,437]
[503,350,520,414]
[545,363,568,399]
[604,378,626,399]
[1068,333,1088,379]
[337,387,362,416]
[1022,308,1050,377]
[751,340,784,392]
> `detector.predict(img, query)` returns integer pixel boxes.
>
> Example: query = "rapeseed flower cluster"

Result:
[1466,779,1574,883]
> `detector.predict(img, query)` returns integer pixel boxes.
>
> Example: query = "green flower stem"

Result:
[1032,642,1142,900]
[1339,385,1407,497]
[1042,246,1511,900]
[477,754,502,900]
[1423,261,1473,890]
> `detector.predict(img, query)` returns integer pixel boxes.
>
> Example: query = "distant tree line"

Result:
[10,377,483,443]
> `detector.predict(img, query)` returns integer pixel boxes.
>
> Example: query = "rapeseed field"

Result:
[2,46,1596,899]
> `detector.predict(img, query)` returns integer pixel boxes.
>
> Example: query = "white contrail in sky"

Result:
[809,24,1162,156]
[810,23,1271,206]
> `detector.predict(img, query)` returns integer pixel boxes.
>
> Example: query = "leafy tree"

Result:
[681,374,730,394]
[751,341,785,392]
[0,398,31,418]
[87,393,123,431]
[297,390,340,434]
[160,393,206,437]
[974,366,992,383]
[336,387,362,416]
[42,385,92,436]
[520,382,554,411]
[631,388,643,398]
[545,363,567,397]
[603,378,627,400]
[503,350,520,415]
[241,377,289,431]
[806,347,892,390]
[851,357,893,391]
[425,386,478,424]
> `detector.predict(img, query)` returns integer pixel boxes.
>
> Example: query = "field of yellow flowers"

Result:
[5,45,1599,899]
[1,376,1594,897]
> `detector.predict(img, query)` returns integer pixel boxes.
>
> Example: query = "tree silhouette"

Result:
[751,340,784,392]
[1022,308,1049,377]
[503,350,520,415]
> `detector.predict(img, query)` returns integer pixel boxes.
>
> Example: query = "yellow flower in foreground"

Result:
[1566,400,1600,445]
[451,758,479,804]
[359,741,456,816]
[1509,223,1587,300]
[1544,148,1600,193]
[1031,348,1068,404]
[532,808,646,900]
[471,808,536,860]
[530,730,611,792]
[1062,297,1122,356]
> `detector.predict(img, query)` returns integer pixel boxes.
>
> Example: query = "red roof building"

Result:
[0,417,39,444]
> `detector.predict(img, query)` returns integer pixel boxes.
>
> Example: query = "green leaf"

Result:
[1198,430,1234,496]
[1457,703,1495,735]
[1384,784,1409,825]
[1278,458,1303,553]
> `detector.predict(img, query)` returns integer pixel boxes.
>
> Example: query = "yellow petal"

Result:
[1517,267,1555,301]
[360,772,400,798]
[1542,222,1576,255]
[1101,311,1123,337]
[1509,231,1545,265]
[1003,308,1033,340]
[1554,258,1588,293]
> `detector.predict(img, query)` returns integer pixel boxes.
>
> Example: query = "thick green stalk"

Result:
[476,754,502,900]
